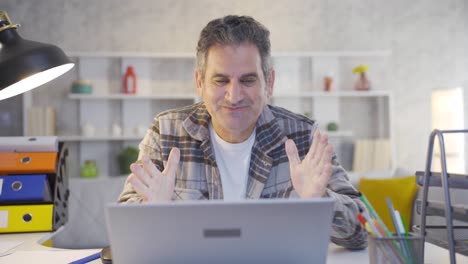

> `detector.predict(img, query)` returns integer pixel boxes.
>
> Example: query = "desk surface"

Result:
[1,232,467,263]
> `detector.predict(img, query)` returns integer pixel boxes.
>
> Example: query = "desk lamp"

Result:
[0,11,74,101]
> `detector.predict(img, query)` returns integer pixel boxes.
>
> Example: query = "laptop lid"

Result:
[105,198,335,264]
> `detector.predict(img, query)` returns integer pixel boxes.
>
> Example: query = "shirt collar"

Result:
[183,103,287,154]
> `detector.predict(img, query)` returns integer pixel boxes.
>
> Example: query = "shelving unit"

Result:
[23,50,394,178]
[414,129,468,264]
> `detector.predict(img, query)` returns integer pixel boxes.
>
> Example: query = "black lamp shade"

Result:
[0,13,74,100]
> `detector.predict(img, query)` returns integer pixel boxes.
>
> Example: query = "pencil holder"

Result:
[368,233,423,264]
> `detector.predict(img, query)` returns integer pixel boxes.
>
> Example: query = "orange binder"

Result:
[0,152,57,174]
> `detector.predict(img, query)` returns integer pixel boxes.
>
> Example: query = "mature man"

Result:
[119,15,367,249]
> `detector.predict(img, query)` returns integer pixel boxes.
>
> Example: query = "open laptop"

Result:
[105,198,335,264]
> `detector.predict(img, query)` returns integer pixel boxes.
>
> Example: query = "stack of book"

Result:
[26,106,56,136]
[0,137,69,233]
[352,138,392,173]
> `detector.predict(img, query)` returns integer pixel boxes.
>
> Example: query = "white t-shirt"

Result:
[209,124,256,201]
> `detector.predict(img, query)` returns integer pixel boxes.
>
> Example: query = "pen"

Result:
[361,195,408,263]
[360,195,393,237]
[386,198,411,260]
[394,210,414,264]
[373,219,408,264]
[362,213,382,238]
[401,215,409,237]
[356,213,373,235]
[69,252,101,264]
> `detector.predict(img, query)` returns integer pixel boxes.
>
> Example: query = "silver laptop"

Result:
[105,198,334,264]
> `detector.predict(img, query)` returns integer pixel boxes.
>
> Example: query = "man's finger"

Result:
[318,144,333,168]
[285,139,301,167]
[320,163,332,186]
[130,163,152,186]
[313,134,329,164]
[128,173,151,199]
[141,155,163,181]
[163,147,181,178]
[306,129,321,160]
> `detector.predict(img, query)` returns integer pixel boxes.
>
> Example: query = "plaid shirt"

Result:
[118,102,368,249]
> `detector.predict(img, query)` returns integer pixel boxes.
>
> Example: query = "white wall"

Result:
[3,0,468,173]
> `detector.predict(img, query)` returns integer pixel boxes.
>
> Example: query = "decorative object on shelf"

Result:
[353,64,371,91]
[81,122,95,137]
[71,80,92,94]
[123,66,137,94]
[117,147,139,175]
[26,106,56,136]
[0,11,74,101]
[111,122,122,137]
[81,160,98,178]
[324,75,333,92]
[135,124,147,137]
[326,122,338,131]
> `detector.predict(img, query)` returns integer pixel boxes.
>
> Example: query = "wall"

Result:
[3,0,468,173]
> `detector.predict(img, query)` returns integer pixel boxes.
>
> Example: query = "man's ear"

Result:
[267,69,275,98]
[195,70,203,96]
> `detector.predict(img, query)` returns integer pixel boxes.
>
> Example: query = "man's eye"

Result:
[214,79,228,85]
[241,78,257,86]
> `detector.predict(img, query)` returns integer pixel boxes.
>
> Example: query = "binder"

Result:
[0,204,53,233]
[0,136,58,152]
[0,152,57,174]
[0,141,69,233]
[0,174,52,202]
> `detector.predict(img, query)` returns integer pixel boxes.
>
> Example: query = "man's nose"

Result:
[225,81,243,104]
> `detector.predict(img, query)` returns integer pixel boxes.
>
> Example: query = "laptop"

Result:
[105,198,335,264]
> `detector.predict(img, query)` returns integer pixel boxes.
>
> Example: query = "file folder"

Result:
[0,174,52,202]
[0,136,58,152]
[0,204,53,233]
[0,152,57,174]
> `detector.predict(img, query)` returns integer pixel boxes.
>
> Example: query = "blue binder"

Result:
[0,174,52,202]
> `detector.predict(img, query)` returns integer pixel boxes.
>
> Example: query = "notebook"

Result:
[105,198,335,264]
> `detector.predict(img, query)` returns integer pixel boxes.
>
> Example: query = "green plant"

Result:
[117,147,139,175]
[327,122,338,131]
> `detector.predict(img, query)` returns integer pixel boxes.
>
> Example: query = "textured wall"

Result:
[3,0,468,172]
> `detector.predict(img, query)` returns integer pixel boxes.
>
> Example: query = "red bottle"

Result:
[123,66,137,94]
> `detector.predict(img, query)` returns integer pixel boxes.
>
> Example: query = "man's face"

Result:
[195,43,274,143]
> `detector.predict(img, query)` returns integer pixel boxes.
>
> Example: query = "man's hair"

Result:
[196,15,272,86]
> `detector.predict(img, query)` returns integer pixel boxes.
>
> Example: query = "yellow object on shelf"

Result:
[358,175,418,233]
[353,64,369,74]
[0,204,53,233]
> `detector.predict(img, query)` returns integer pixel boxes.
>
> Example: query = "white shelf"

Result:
[58,135,143,142]
[325,130,353,137]
[273,90,391,98]
[271,50,391,57]
[67,50,391,59]
[68,51,195,58]
[50,50,394,178]
[69,93,198,100]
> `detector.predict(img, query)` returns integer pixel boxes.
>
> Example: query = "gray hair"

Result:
[196,15,272,86]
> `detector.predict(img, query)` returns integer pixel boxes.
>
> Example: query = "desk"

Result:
[1,232,467,263]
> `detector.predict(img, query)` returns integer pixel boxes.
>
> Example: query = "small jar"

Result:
[71,80,93,94]
[81,160,98,178]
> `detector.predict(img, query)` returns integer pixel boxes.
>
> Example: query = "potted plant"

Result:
[117,147,139,175]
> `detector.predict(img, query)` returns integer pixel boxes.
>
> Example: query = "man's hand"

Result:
[128,147,180,203]
[285,130,333,198]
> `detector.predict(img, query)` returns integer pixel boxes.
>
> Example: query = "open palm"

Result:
[285,130,333,198]
[128,148,180,203]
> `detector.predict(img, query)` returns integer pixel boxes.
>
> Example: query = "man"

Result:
[119,15,368,249]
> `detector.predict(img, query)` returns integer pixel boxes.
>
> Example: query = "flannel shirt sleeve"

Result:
[324,156,368,250]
